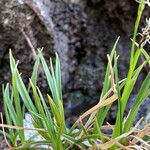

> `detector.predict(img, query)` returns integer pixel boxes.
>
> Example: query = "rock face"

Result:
[0,0,149,124]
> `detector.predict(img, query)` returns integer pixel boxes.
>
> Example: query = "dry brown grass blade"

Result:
[77,117,87,139]
[0,113,12,149]
[134,118,144,128]
[126,145,144,150]
[83,78,126,130]
[93,128,135,149]
[130,135,150,148]
[21,29,37,60]
[93,119,144,149]
[93,119,143,150]
[101,125,114,130]
[84,88,114,128]
[94,138,119,149]
[83,89,113,131]
[131,123,150,144]
[21,29,44,78]
[145,131,150,136]
[115,141,132,150]
[106,122,114,130]
[81,54,119,130]
[0,123,46,132]
[82,74,126,133]
[107,55,117,93]
[75,94,118,125]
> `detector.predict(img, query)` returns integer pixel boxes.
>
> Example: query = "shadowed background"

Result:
[0,0,149,126]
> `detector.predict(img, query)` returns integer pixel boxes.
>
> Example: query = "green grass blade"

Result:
[32,119,50,140]
[3,84,17,125]
[57,100,66,140]
[141,47,150,65]
[94,37,120,132]
[123,72,150,133]
[5,57,25,142]
[12,72,23,123]
[29,79,48,130]
[80,120,93,146]
[62,134,87,149]
[29,79,45,118]
[30,54,40,85]
[37,50,53,85]
[101,37,120,98]
[48,94,66,146]
[50,57,60,104]
[28,54,40,91]
[95,117,104,142]
[38,50,58,103]
[12,84,24,142]
[11,62,25,142]
[93,80,126,134]
[15,72,36,111]
[36,87,58,149]
[132,47,142,71]
[130,0,145,65]
[114,51,122,135]
[112,60,148,139]
[2,85,14,138]
[9,50,37,112]
[55,53,62,100]
[48,95,61,126]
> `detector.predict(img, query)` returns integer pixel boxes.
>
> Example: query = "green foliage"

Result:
[0,0,150,149]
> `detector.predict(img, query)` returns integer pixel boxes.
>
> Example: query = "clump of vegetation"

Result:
[0,0,150,149]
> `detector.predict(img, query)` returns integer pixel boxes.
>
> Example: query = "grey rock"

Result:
[0,0,149,125]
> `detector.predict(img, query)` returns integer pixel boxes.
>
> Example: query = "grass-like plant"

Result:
[0,0,150,149]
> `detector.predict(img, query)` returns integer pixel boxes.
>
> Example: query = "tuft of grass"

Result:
[0,0,150,149]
